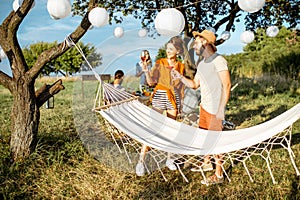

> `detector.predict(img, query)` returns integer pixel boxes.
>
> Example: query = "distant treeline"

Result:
[225,27,300,80]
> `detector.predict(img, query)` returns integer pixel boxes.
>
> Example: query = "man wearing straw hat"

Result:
[172,29,231,185]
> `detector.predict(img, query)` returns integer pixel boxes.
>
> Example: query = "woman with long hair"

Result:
[135,36,188,176]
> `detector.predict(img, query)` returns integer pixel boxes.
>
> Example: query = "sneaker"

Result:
[191,163,213,172]
[166,159,177,171]
[201,174,224,185]
[135,162,145,176]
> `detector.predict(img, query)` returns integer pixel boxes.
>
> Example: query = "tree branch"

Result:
[0,70,13,92]
[27,5,94,81]
[35,79,65,108]
[215,2,241,46]
[155,0,161,10]
[214,3,240,31]
[8,0,35,76]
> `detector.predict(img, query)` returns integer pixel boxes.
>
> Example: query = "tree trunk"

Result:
[10,79,39,161]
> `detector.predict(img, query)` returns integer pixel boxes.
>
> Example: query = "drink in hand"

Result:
[140,51,146,61]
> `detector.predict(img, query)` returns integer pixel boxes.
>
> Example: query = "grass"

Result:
[0,75,299,199]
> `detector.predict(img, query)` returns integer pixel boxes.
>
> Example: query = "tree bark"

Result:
[10,78,39,161]
[9,78,65,161]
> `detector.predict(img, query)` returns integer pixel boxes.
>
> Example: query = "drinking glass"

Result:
[140,51,146,61]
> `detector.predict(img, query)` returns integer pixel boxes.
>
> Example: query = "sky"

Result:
[0,0,248,76]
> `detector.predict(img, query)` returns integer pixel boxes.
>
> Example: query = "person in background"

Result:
[135,36,188,176]
[135,50,152,93]
[172,29,231,185]
[112,69,125,90]
[104,69,125,104]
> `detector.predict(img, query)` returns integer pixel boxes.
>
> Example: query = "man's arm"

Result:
[216,70,231,120]
[219,70,231,105]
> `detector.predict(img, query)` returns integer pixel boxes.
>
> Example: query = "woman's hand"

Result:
[142,62,149,72]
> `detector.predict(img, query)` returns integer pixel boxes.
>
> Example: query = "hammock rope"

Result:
[68,36,300,184]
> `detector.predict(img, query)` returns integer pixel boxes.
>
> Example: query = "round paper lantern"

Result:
[138,29,147,37]
[47,0,71,20]
[238,0,265,13]
[206,27,216,34]
[13,0,35,12]
[114,27,124,38]
[88,7,109,28]
[221,31,231,40]
[154,8,185,37]
[240,31,255,44]
[266,26,279,37]
[0,47,6,60]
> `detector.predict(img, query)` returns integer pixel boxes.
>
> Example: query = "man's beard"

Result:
[196,46,205,56]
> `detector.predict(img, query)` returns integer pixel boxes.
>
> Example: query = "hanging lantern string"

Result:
[101,0,204,11]
[173,0,203,10]
[148,0,203,10]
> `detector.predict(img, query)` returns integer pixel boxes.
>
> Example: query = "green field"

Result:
[0,76,299,199]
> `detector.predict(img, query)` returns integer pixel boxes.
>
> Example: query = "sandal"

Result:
[201,174,224,185]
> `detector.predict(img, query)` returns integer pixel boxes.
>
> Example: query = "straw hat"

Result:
[192,30,217,51]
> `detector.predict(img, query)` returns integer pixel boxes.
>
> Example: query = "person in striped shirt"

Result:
[135,36,188,176]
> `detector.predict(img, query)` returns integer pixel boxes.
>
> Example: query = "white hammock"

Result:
[92,81,300,183]
[97,97,300,155]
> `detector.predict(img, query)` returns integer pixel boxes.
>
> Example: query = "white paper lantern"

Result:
[47,0,71,20]
[13,0,35,12]
[154,8,185,37]
[240,31,255,44]
[266,26,279,37]
[206,27,216,34]
[221,31,231,40]
[114,27,124,38]
[88,7,109,28]
[138,29,147,37]
[0,47,6,60]
[238,0,265,13]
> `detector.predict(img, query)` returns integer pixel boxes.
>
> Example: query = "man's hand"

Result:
[171,68,182,80]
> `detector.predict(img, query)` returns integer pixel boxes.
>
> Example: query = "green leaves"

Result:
[226,27,300,79]
[72,0,298,39]
[23,42,102,76]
